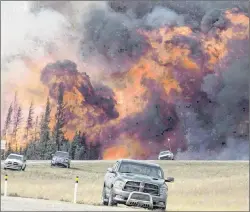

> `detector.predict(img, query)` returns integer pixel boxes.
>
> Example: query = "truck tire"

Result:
[22,165,26,171]
[102,185,108,206]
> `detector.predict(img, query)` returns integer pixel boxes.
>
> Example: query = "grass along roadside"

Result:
[1,161,249,211]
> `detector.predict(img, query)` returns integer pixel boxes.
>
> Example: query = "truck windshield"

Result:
[55,151,69,158]
[7,154,23,160]
[160,151,170,155]
[118,162,164,179]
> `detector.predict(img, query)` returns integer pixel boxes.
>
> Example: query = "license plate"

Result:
[127,200,150,208]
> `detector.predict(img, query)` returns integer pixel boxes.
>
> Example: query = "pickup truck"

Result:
[102,159,174,211]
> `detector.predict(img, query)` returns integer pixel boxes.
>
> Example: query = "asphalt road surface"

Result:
[1,196,142,211]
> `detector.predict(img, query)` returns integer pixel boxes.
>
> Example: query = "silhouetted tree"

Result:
[12,106,22,152]
[3,103,13,138]
[53,84,66,151]
[33,116,39,141]
[70,131,80,159]
[25,101,34,140]
[88,142,101,160]
[40,97,51,159]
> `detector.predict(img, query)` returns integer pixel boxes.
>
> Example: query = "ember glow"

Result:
[1,2,249,160]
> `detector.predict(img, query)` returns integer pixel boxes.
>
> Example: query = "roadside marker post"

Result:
[73,176,79,203]
[4,174,8,197]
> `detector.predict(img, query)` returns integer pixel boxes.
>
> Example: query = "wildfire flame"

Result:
[1,8,249,159]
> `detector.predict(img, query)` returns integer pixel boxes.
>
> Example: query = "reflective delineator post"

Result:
[73,176,79,203]
[4,174,8,197]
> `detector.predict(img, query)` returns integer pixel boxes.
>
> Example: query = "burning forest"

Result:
[1,1,249,160]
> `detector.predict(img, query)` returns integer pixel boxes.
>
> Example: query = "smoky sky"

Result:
[13,1,249,159]
[29,1,248,73]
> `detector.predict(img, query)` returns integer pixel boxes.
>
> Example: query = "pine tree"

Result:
[44,138,57,160]
[3,103,13,139]
[88,142,101,160]
[25,101,34,141]
[74,132,88,160]
[12,92,18,131]
[33,116,39,141]
[25,140,40,160]
[12,106,22,152]
[53,83,66,151]
[70,131,80,159]
[10,92,18,144]
[6,141,12,156]
[40,97,51,159]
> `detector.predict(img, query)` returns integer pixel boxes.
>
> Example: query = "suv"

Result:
[3,153,27,171]
[51,151,70,168]
[102,159,174,211]
[158,150,174,160]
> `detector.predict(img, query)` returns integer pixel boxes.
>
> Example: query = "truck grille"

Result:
[123,181,159,196]
[13,162,18,165]
[143,183,159,196]
[124,181,140,192]
[130,193,150,201]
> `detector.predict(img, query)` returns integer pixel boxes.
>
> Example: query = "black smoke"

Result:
[30,1,249,159]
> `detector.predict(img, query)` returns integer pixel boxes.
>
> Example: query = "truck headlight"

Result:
[114,180,125,189]
[64,158,68,162]
[159,185,168,195]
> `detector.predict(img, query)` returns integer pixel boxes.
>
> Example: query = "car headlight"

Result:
[114,180,126,189]
[159,184,168,195]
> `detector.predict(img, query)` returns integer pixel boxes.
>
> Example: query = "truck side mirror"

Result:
[165,177,174,183]
[107,167,115,173]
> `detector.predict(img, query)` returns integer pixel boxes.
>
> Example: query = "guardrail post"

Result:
[73,176,79,203]
[4,174,8,197]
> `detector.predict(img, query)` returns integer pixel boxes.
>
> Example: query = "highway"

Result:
[1,159,249,165]
[1,196,142,211]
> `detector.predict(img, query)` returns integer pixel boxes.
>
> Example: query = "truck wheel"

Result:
[22,165,26,171]
[108,187,117,206]
[102,185,108,206]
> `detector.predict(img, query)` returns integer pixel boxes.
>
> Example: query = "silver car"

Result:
[3,153,27,171]
[158,150,174,160]
[102,159,174,211]
[51,151,71,168]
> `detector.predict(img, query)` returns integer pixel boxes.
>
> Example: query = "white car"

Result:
[3,153,27,171]
[158,151,174,160]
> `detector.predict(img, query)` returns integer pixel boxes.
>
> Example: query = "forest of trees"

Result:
[1,84,101,160]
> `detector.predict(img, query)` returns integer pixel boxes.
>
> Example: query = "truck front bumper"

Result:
[4,164,22,170]
[112,187,166,209]
[51,161,68,167]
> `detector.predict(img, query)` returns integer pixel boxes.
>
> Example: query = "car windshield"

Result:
[55,151,69,158]
[160,151,170,155]
[7,154,23,160]
[118,162,164,179]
